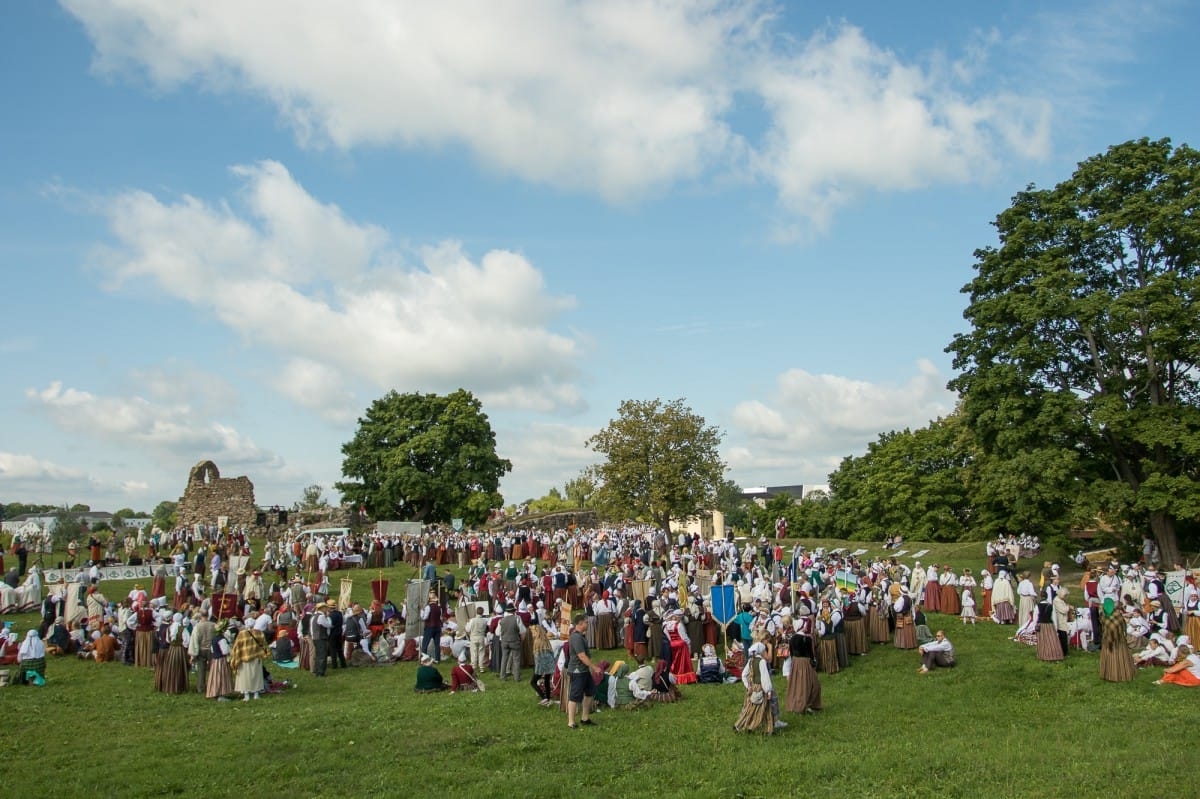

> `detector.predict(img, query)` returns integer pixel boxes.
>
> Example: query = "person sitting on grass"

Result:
[450,651,479,693]
[918,630,955,674]
[1154,644,1200,687]
[15,629,47,686]
[414,652,447,693]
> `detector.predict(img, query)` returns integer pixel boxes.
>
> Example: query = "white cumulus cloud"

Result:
[727,359,957,487]
[92,160,584,415]
[63,0,1050,219]
[26,381,284,470]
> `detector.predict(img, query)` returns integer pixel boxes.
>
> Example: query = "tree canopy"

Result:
[948,137,1200,564]
[586,398,725,532]
[336,389,511,524]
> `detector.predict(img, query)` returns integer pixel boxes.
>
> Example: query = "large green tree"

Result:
[826,414,974,542]
[586,398,725,531]
[336,389,511,524]
[948,138,1200,565]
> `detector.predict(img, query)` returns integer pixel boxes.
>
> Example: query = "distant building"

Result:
[1,510,114,535]
[670,510,726,541]
[740,484,829,508]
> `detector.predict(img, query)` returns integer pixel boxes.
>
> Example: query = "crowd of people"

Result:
[3,524,1198,727]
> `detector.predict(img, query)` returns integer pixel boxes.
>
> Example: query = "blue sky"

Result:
[2,1,1197,514]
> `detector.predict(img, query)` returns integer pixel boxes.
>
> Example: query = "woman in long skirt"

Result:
[940,571,961,615]
[664,612,697,685]
[893,589,917,650]
[156,626,190,694]
[867,599,891,644]
[1099,602,1136,682]
[734,643,778,734]
[844,602,869,656]
[1035,599,1063,662]
[206,626,234,699]
[783,632,822,714]
[229,627,270,700]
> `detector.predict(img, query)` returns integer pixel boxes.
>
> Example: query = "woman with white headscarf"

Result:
[733,642,783,734]
[16,629,47,685]
[990,570,1016,624]
[154,612,190,694]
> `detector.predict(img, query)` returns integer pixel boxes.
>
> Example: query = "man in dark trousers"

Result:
[566,613,597,729]
[420,591,443,662]
[498,604,526,681]
[310,602,331,676]
[328,603,346,669]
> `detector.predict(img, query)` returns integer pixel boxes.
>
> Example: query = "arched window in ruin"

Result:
[189,460,220,487]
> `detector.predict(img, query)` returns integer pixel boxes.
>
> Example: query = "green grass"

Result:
[2,538,1182,799]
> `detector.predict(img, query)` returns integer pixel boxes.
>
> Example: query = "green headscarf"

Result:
[1102,598,1115,618]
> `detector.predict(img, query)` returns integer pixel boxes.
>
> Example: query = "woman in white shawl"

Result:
[1016,572,1038,631]
[733,642,783,733]
[991,570,1016,624]
[16,629,47,685]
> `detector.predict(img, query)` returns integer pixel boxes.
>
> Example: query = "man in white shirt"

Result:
[918,630,955,673]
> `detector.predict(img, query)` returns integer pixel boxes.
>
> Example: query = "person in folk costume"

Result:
[979,568,994,618]
[206,622,235,699]
[1154,644,1200,686]
[684,592,704,657]
[831,591,850,669]
[593,591,617,650]
[867,583,891,644]
[14,629,47,685]
[923,564,941,613]
[1144,568,1180,633]
[450,650,479,693]
[939,567,961,615]
[1134,635,1173,668]
[190,612,216,694]
[663,608,697,685]
[734,642,783,733]
[784,607,823,714]
[909,562,927,605]
[1052,587,1074,657]
[990,570,1017,624]
[1098,599,1137,682]
[628,599,648,660]
[646,599,665,662]
[134,600,156,668]
[148,561,170,601]
[892,584,917,650]
[842,585,868,656]
[229,624,271,700]
[1017,568,1036,633]
[155,612,190,694]
[1035,588,1063,662]
[814,597,840,674]
[1183,578,1200,645]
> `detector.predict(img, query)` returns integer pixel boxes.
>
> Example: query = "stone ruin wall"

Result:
[176,460,258,529]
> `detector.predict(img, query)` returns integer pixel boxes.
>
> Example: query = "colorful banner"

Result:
[710,584,736,625]
[834,569,858,592]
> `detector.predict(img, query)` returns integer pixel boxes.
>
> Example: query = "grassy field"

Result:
[2,537,1185,799]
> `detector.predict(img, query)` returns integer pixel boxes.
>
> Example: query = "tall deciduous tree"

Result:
[587,398,725,532]
[826,415,973,542]
[336,389,511,524]
[948,138,1200,565]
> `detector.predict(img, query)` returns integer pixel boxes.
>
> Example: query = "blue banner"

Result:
[710,584,736,625]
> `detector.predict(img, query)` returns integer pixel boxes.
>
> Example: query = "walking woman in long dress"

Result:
[1099,599,1136,682]
[229,625,271,700]
[734,642,781,734]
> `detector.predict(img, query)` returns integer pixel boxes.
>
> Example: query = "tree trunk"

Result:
[1149,510,1181,568]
